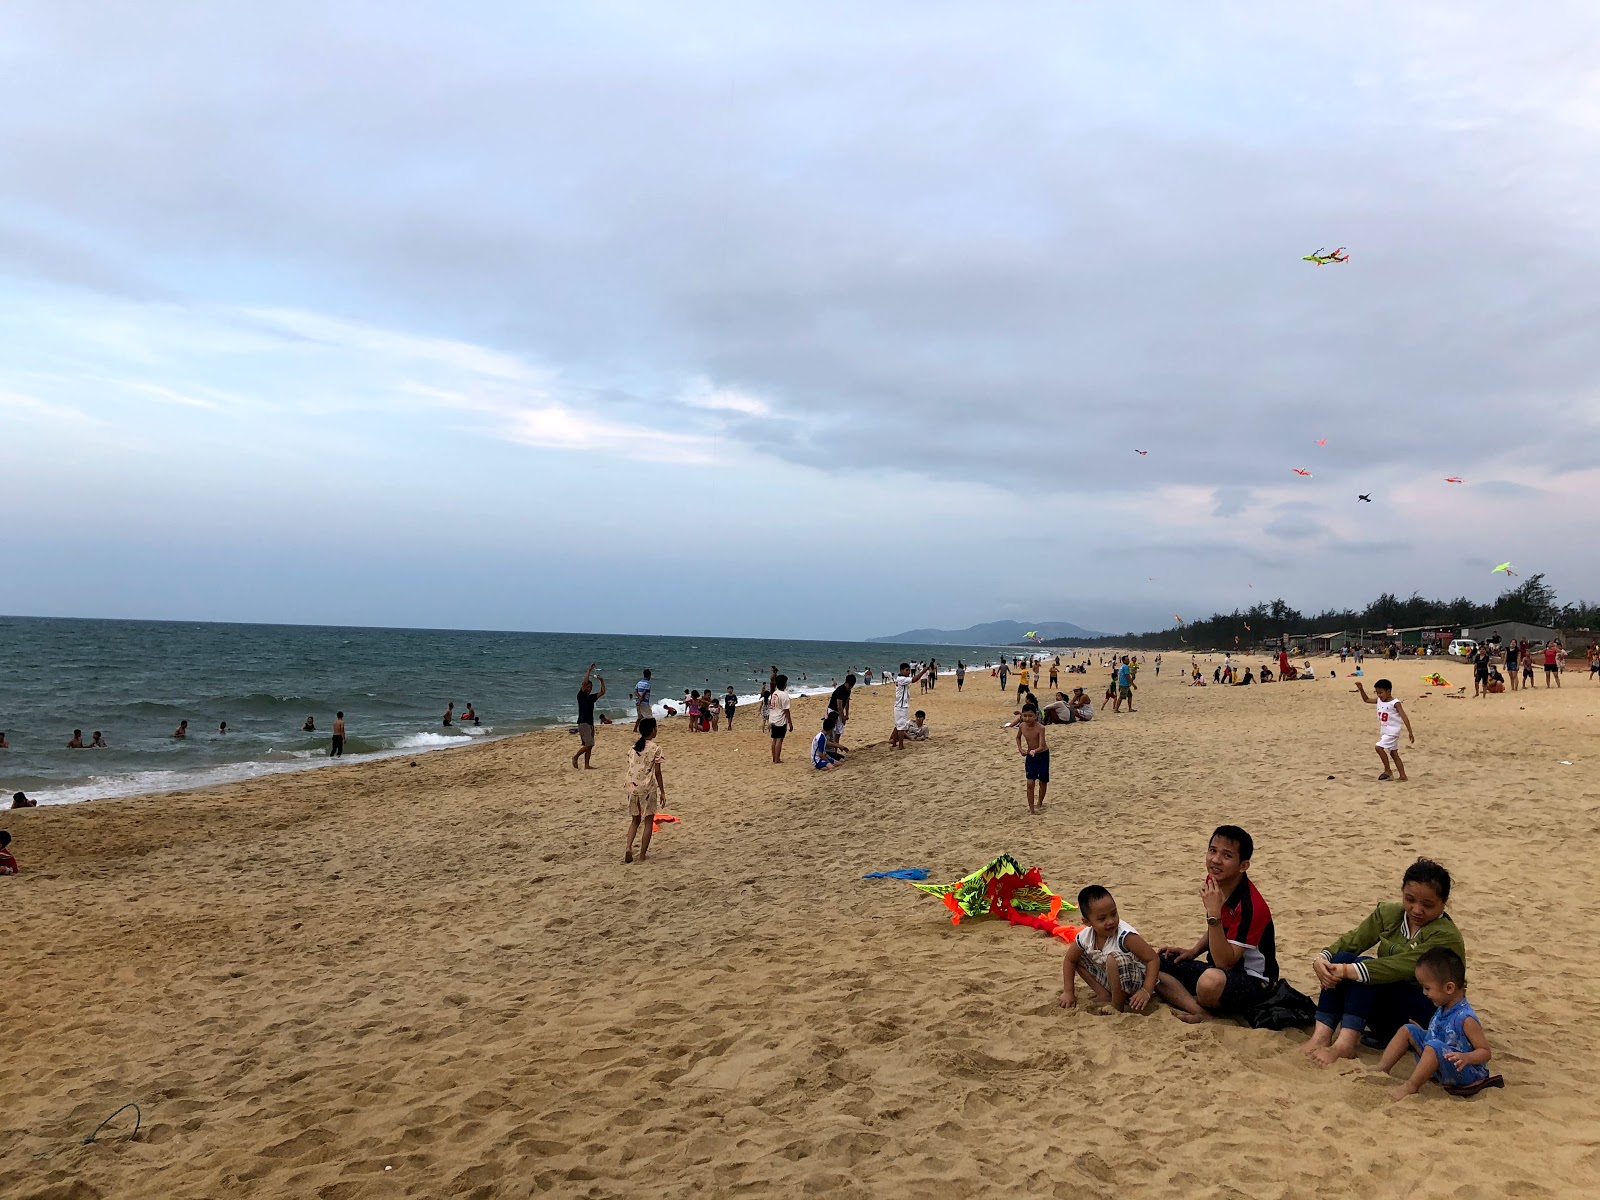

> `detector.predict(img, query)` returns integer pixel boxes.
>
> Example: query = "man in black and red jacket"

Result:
[1157,825,1278,1022]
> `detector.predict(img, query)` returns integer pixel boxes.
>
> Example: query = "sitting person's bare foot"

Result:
[1177,1009,1213,1024]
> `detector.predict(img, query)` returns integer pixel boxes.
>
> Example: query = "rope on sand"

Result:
[83,1103,141,1145]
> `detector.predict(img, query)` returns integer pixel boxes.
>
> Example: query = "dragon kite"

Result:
[1302,247,1349,265]
[911,854,1081,941]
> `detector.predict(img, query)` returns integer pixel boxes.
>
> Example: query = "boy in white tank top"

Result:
[1355,678,1414,781]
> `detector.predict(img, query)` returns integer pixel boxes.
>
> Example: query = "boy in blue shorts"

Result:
[1015,708,1049,813]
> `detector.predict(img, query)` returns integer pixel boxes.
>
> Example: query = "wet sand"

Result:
[5,657,1599,1198]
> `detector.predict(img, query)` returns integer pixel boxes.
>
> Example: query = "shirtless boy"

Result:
[1015,708,1050,814]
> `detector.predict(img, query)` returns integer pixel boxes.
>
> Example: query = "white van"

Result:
[1447,638,1478,658]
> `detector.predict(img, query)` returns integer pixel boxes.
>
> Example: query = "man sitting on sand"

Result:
[1157,825,1279,1022]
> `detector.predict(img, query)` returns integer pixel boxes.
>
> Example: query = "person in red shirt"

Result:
[1543,641,1562,689]
[0,831,18,875]
[1157,826,1278,1022]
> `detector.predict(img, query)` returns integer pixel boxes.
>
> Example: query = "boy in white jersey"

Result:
[1355,678,1414,782]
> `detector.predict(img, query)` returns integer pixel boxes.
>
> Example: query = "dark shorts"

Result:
[1545,663,1558,673]
[1024,750,1050,782]
[329,734,344,757]
[770,723,787,739]
[1161,955,1273,1016]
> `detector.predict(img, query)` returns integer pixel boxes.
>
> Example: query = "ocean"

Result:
[0,617,1001,805]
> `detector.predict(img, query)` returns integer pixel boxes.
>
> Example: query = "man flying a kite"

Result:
[1302,247,1349,265]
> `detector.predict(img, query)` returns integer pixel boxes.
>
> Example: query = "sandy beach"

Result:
[6,657,1599,1199]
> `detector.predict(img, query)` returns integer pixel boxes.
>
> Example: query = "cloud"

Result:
[504,406,713,463]
[4,3,1600,629]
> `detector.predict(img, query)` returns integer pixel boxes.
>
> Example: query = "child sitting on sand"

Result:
[1059,886,1160,1013]
[905,710,929,740]
[811,715,841,771]
[0,830,17,875]
[1376,947,1499,1100]
[624,718,666,863]
[1355,679,1414,781]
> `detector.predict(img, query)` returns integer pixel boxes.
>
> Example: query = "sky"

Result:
[3,2,1600,640]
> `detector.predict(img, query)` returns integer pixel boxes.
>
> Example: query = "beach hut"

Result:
[1462,619,1561,647]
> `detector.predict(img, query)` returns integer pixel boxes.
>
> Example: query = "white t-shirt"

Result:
[770,689,792,728]
[1376,697,1401,744]
[893,674,912,709]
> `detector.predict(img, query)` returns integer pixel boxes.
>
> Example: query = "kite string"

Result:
[83,1103,141,1145]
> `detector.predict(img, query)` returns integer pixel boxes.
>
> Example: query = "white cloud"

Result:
[681,376,773,417]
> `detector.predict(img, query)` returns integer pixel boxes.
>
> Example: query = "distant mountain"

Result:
[867,619,1106,646]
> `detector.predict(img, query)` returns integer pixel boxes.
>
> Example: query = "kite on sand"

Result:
[1303,247,1349,265]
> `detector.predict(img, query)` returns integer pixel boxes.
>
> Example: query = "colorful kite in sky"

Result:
[1302,247,1349,265]
[1134,449,1148,456]
[1174,614,1185,625]
[1293,468,1312,476]
[1316,438,1327,446]
[1445,477,1465,484]
[1492,562,1519,577]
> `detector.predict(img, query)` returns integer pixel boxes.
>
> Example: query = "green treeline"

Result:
[1055,574,1598,650]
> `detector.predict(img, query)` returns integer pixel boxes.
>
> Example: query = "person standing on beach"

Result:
[768,674,794,763]
[330,712,346,758]
[624,718,665,864]
[758,682,771,731]
[723,686,738,730]
[1544,640,1562,688]
[1355,679,1413,782]
[1114,656,1137,713]
[633,670,653,731]
[956,662,965,692]
[573,664,605,769]
[1015,708,1050,814]
[442,702,454,727]
[999,661,1009,691]
[828,674,855,749]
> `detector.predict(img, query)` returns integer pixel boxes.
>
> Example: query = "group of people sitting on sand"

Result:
[1059,825,1501,1101]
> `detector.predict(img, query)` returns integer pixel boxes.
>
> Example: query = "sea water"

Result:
[0,617,999,805]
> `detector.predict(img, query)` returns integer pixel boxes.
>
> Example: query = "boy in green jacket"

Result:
[1302,859,1464,1065]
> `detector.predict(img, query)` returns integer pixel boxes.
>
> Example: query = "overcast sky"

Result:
[3,2,1598,639]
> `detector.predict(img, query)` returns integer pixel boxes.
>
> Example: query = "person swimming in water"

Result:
[89,731,107,748]
[442,702,454,727]
[462,703,479,725]
[66,729,85,748]
[173,720,188,739]
[303,716,316,732]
